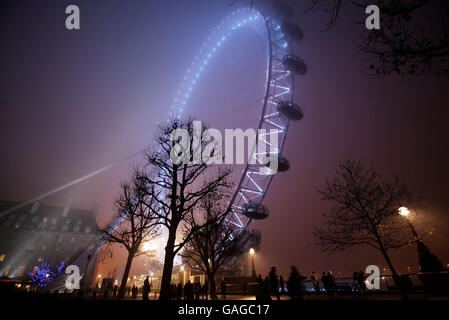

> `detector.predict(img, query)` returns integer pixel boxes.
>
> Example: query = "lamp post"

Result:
[249,248,257,281]
[181,265,185,286]
[398,207,445,272]
[398,207,420,239]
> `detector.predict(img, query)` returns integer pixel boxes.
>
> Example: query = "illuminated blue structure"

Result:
[28,260,65,288]
[170,7,306,232]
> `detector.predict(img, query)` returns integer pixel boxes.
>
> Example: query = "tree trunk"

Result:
[208,273,217,300]
[117,250,135,299]
[380,249,408,300]
[159,230,177,300]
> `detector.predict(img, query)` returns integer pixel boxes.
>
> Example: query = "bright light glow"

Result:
[98,274,101,278]
[398,207,410,217]
[181,265,185,271]
[249,248,255,255]
[142,241,153,252]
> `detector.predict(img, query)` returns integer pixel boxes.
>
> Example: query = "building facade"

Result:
[0,200,98,280]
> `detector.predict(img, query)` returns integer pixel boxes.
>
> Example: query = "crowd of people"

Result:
[252,266,368,300]
[88,267,368,300]
[167,280,210,300]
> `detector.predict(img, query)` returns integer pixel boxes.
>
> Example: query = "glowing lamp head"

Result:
[249,248,255,255]
[398,207,410,217]
[181,266,185,271]
[98,274,101,278]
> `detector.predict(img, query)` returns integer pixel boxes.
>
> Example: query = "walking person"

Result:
[311,271,320,294]
[321,272,329,294]
[132,285,138,299]
[287,266,301,300]
[263,277,272,300]
[221,280,226,300]
[269,267,280,300]
[279,275,285,298]
[184,281,193,300]
[327,272,336,296]
[176,283,183,300]
[142,276,150,301]
[357,271,366,293]
[203,281,209,300]
[255,274,263,300]
[194,282,200,300]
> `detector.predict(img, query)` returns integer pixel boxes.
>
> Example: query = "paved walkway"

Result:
[119,292,449,301]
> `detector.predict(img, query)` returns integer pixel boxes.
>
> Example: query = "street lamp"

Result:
[249,248,256,280]
[180,265,186,286]
[398,207,420,239]
[398,207,445,272]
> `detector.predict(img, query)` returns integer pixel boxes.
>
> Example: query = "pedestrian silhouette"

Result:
[221,280,226,300]
[142,276,150,301]
[263,276,272,300]
[279,275,285,297]
[287,266,305,300]
[311,271,320,293]
[269,267,280,300]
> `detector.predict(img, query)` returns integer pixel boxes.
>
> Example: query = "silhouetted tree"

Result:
[309,0,449,76]
[180,192,242,299]
[101,170,159,299]
[137,118,231,300]
[314,160,419,298]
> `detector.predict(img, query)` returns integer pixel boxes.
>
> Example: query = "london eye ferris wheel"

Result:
[169,6,306,242]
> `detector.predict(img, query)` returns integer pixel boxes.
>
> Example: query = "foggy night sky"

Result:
[1,0,449,279]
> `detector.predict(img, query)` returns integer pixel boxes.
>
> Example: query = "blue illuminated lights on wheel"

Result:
[169,7,297,234]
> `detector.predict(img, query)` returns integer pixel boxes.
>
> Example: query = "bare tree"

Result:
[314,160,419,298]
[101,170,159,299]
[310,0,449,76]
[181,193,242,299]
[137,118,232,300]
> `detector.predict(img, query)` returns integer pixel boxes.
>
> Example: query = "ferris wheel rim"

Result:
[170,7,294,233]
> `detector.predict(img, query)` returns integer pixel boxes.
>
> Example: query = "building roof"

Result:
[0,201,98,234]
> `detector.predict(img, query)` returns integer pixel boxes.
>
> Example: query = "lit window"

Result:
[43,217,47,223]
[15,224,20,229]
[0,254,5,262]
